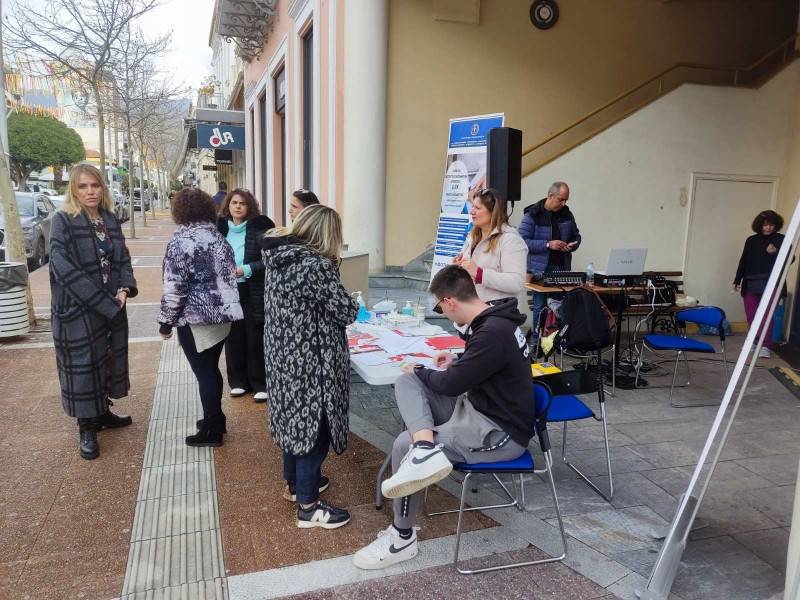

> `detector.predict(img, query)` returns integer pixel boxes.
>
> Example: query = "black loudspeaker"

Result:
[487,127,522,203]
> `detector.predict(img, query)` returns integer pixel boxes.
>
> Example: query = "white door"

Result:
[685,177,774,323]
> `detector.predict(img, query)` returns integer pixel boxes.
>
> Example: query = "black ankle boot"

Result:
[78,419,99,460]
[196,415,227,433]
[186,414,225,447]
[94,400,132,429]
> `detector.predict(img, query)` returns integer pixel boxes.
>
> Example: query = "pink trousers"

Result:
[742,290,774,349]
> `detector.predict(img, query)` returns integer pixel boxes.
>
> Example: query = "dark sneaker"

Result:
[283,476,330,502]
[296,500,350,529]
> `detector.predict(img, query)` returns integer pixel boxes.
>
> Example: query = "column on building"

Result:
[341,0,388,272]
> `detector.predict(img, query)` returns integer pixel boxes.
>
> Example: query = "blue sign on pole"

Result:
[197,124,246,150]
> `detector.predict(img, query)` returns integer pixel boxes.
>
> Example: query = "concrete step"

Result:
[368,271,429,291]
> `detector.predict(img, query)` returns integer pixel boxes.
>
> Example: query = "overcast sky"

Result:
[6,0,216,92]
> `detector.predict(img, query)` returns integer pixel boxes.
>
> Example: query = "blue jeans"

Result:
[282,420,330,504]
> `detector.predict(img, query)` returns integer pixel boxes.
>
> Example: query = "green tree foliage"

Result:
[8,111,86,186]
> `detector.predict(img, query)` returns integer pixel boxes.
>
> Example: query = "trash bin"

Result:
[0,262,30,337]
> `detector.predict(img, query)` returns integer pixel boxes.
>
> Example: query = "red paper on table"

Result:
[425,336,465,351]
[348,333,376,349]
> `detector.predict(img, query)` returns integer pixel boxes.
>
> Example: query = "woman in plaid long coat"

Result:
[49,164,138,460]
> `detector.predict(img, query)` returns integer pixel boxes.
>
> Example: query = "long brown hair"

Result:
[468,187,509,254]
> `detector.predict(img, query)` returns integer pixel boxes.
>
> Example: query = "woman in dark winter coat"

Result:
[158,188,243,447]
[50,164,138,460]
[733,209,786,359]
[217,189,275,401]
[262,204,358,529]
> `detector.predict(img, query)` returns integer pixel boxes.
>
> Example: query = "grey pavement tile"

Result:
[670,536,784,600]
[546,506,668,555]
[640,460,775,497]
[522,477,613,519]
[612,535,784,600]
[724,429,800,459]
[627,438,744,470]
[738,485,796,527]
[690,489,781,540]
[563,446,656,476]
[733,528,790,573]
[590,471,679,522]
[736,454,799,486]
[545,422,636,450]
[613,418,712,445]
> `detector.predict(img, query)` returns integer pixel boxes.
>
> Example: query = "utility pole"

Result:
[0,0,9,162]
[0,0,35,327]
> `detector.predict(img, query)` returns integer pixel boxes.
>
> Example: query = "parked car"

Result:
[0,192,56,270]
[132,188,151,211]
[50,195,65,211]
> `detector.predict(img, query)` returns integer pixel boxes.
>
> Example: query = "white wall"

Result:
[517,62,800,280]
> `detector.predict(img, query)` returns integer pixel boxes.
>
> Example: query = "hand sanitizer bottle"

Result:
[355,291,369,322]
[402,300,415,316]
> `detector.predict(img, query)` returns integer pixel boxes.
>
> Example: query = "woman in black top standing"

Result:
[733,209,785,358]
[217,189,275,401]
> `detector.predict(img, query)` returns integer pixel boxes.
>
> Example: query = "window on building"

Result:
[258,92,267,212]
[302,29,313,190]
[249,107,255,202]
[275,67,287,223]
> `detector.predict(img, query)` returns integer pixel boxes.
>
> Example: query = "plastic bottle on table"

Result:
[355,291,369,322]
[402,300,415,316]
[585,262,594,284]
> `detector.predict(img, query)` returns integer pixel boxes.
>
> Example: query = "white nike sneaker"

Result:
[230,388,247,397]
[381,443,452,499]
[353,525,419,570]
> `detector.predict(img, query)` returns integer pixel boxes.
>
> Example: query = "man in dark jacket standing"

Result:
[212,181,227,208]
[518,181,581,346]
[354,265,533,570]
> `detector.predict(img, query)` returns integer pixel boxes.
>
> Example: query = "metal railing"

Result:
[522,33,799,176]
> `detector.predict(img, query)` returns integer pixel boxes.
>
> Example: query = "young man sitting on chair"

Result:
[354,265,535,569]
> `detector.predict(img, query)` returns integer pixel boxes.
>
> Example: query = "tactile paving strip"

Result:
[121,337,228,599]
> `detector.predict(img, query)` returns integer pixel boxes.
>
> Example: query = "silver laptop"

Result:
[596,248,648,276]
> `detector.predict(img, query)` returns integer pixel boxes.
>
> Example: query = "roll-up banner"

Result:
[430,113,504,282]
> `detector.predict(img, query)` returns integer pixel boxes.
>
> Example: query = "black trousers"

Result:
[177,326,226,420]
[225,283,266,393]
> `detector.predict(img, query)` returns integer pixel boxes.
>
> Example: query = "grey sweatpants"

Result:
[391,373,526,529]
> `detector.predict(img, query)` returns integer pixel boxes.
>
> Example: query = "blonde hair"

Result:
[267,204,344,262]
[468,187,509,254]
[62,164,113,217]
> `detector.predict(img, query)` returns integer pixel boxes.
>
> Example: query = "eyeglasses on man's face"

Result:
[433,297,447,314]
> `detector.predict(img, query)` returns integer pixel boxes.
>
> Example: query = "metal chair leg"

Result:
[562,414,614,502]
[667,351,682,406]
[375,452,392,509]
[454,455,568,574]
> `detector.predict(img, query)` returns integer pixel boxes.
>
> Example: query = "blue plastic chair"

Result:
[635,306,729,407]
[423,381,568,574]
[534,369,613,501]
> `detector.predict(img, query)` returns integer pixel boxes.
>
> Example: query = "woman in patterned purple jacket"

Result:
[158,188,243,447]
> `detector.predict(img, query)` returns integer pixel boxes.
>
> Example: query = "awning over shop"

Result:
[216,0,278,61]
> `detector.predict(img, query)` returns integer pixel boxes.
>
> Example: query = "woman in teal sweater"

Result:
[217,190,275,401]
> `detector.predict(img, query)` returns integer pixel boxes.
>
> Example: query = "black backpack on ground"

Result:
[561,287,614,352]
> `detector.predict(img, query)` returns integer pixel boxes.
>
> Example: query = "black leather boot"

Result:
[186,414,225,447]
[78,419,99,460]
[94,400,132,429]
[196,414,227,433]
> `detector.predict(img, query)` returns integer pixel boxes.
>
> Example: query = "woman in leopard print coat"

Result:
[262,205,358,516]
